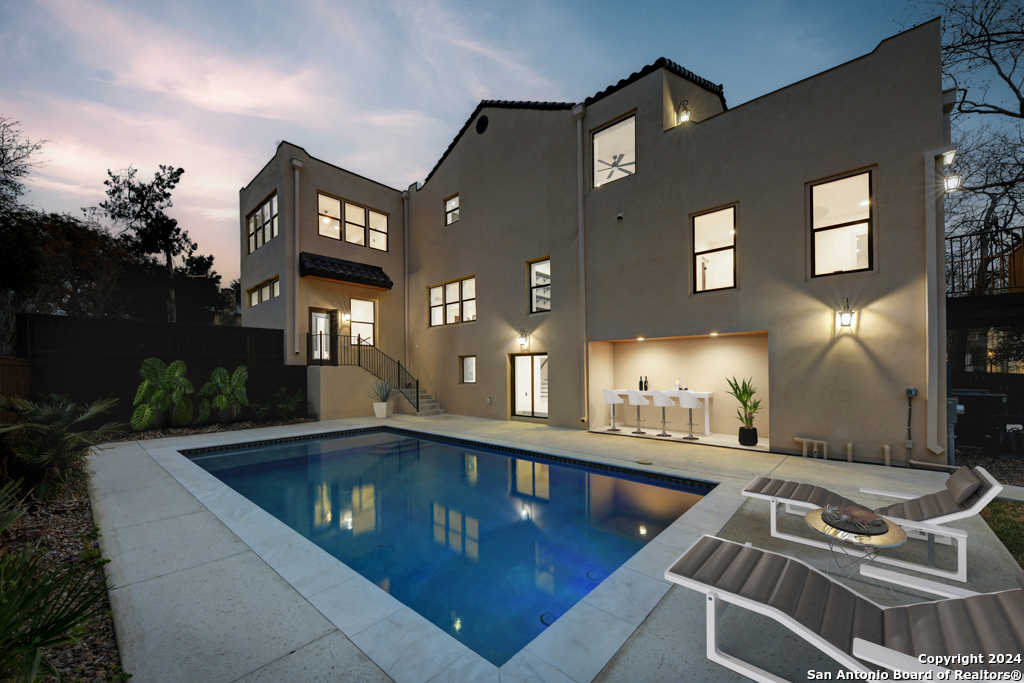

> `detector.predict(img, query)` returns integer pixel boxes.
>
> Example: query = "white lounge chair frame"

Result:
[742,467,1003,582]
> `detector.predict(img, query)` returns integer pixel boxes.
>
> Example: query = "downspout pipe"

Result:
[923,144,955,456]
[573,103,588,425]
[402,189,410,366]
[291,158,303,357]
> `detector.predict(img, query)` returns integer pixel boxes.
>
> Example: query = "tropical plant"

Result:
[131,358,194,430]
[197,366,249,421]
[366,380,399,403]
[250,387,305,421]
[725,376,761,429]
[0,395,122,499]
[0,479,111,681]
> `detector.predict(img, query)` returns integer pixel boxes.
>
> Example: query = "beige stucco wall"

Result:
[308,365,390,420]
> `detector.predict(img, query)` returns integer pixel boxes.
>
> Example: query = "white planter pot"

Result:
[373,402,388,419]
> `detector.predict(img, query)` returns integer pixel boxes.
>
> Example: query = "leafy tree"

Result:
[0,117,45,209]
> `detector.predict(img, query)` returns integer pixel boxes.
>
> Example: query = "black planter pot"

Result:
[219,404,238,424]
[153,407,171,430]
[738,426,758,447]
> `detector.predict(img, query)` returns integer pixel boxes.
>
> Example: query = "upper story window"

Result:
[247,194,278,254]
[429,276,476,326]
[247,277,280,307]
[445,195,460,225]
[529,259,551,312]
[810,171,872,277]
[593,116,635,188]
[318,193,388,252]
[693,207,736,292]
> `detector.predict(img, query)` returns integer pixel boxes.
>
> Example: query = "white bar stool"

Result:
[651,390,675,437]
[626,389,648,435]
[602,389,623,432]
[676,391,703,441]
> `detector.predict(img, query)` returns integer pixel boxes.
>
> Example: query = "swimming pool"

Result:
[187,428,710,666]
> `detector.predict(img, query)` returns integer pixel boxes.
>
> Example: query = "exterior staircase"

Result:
[413,388,445,416]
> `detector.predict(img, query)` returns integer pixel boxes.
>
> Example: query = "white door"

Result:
[312,312,330,360]
[513,354,548,418]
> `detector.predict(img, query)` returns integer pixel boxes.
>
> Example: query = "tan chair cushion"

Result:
[946,467,982,505]
[744,477,869,511]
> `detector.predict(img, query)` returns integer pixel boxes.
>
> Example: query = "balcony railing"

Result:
[306,334,418,411]
[947,227,1024,297]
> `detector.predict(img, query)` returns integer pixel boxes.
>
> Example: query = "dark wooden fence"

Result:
[15,314,305,424]
[0,356,32,424]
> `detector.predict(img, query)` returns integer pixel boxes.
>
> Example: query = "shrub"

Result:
[251,387,305,421]
[197,366,249,421]
[131,358,195,430]
[0,395,122,499]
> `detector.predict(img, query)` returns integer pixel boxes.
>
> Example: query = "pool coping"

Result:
[94,419,749,683]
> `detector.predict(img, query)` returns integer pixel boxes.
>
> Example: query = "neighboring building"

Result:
[240,19,955,464]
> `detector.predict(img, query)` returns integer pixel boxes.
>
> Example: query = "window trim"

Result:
[528,257,551,314]
[246,276,281,307]
[316,191,389,252]
[691,205,737,294]
[460,355,477,384]
[246,192,279,255]
[809,170,874,278]
[591,112,638,189]
[444,193,460,225]
[429,275,476,327]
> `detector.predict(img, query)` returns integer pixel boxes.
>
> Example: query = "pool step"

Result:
[415,389,445,416]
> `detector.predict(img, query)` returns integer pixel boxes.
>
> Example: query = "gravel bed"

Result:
[5,481,128,682]
[93,416,316,445]
[955,446,1024,487]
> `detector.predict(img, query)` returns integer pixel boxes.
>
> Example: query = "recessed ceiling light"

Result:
[710,332,718,336]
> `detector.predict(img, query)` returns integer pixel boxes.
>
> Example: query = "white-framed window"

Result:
[445,195,460,225]
[593,116,635,188]
[529,259,550,313]
[247,277,280,307]
[429,277,476,326]
[247,194,278,254]
[693,207,736,292]
[461,356,476,384]
[810,171,872,277]
[350,298,375,345]
[318,193,388,252]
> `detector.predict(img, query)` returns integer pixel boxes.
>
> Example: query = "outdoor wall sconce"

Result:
[838,298,855,327]
[342,312,351,322]
[944,174,963,192]
[676,100,690,125]
[941,149,956,167]
[518,328,528,346]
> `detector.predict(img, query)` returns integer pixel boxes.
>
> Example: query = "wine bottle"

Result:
[638,376,643,390]
[644,376,648,391]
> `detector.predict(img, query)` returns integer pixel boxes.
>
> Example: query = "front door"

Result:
[512,354,548,418]
[311,312,330,361]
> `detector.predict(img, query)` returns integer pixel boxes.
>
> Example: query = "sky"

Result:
[0,0,931,284]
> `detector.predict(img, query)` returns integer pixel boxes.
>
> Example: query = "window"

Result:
[593,116,635,187]
[529,259,551,313]
[693,207,736,292]
[461,356,476,383]
[445,195,460,225]
[810,172,872,276]
[310,311,332,361]
[318,193,388,251]
[247,194,278,254]
[350,298,375,345]
[247,277,280,307]
[429,277,476,326]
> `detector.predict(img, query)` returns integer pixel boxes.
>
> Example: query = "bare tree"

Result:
[0,117,45,209]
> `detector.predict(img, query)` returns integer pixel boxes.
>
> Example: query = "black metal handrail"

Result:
[306,333,419,411]
[947,226,1024,297]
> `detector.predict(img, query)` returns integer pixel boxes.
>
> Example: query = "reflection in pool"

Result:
[190,430,709,666]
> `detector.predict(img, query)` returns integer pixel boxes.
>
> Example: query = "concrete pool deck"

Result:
[88,415,1024,683]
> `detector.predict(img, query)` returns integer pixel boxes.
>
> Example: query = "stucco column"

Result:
[402,189,410,367]
[574,103,588,424]
[291,158,303,358]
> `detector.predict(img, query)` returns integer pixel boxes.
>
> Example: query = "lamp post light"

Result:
[944,174,962,192]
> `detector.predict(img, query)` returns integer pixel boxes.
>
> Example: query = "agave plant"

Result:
[197,366,249,421]
[366,379,399,403]
[0,479,111,682]
[131,358,195,430]
[0,395,123,499]
[725,376,761,429]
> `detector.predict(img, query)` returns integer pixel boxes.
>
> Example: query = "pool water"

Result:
[191,430,706,666]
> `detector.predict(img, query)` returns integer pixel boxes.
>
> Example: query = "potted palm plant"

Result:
[367,380,399,418]
[131,358,195,430]
[198,366,249,423]
[726,376,762,446]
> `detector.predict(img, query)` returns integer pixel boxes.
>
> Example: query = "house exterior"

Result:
[239,19,955,465]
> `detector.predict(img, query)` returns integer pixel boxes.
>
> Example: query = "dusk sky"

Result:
[1,0,931,283]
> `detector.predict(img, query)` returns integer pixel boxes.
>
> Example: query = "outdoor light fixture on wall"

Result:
[342,312,351,322]
[941,149,956,167]
[838,298,855,327]
[518,328,528,347]
[944,174,963,192]
[676,100,690,125]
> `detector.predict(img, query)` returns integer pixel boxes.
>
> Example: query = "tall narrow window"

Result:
[311,311,331,361]
[529,260,551,312]
[693,207,736,292]
[345,202,365,246]
[247,194,278,254]
[811,172,872,276]
[350,299,375,345]
[461,356,476,384]
[445,195,460,225]
[429,276,476,326]
[593,116,635,188]
[368,210,387,251]
[318,194,341,239]
[512,354,548,418]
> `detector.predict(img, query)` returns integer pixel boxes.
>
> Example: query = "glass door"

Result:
[512,354,548,418]
[311,312,330,361]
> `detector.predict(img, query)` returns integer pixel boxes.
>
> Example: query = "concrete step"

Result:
[415,408,445,416]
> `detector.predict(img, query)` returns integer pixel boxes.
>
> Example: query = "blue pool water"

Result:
[189,429,707,666]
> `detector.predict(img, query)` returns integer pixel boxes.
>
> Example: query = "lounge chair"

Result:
[741,466,1002,582]
[666,535,1024,683]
